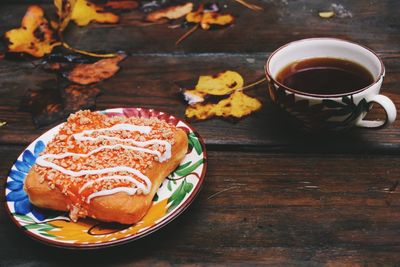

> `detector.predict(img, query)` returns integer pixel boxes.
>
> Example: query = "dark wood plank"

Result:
[1,146,400,265]
[1,53,400,153]
[0,0,399,54]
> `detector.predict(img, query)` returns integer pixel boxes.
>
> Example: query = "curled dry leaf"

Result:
[21,84,100,127]
[186,91,262,120]
[183,71,243,105]
[65,54,126,85]
[145,2,193,22]
[5,5,60,57]
[63,84,101,111]
[186,4,234,30]
[182,71,262,120]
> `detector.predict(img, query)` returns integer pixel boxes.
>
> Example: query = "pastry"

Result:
[24,110,188,224]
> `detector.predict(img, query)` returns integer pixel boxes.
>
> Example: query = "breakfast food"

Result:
[24,110,188,224]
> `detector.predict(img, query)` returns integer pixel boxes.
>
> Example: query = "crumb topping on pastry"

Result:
[34,110,176,221]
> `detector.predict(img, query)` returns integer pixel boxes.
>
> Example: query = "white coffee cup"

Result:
[265,38,396,131]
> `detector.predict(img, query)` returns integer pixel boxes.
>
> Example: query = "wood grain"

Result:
[1,147,400,265]
[1,0,400,265]
[1,1,399,54]
[1,54,400,153]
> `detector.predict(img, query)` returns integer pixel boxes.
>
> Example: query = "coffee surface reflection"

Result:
[276,57,374,95]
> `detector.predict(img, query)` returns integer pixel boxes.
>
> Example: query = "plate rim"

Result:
[3,107,207,249]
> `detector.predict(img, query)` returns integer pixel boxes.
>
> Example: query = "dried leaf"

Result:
[21,84,100,127]
[186,4,234,30]
[183,71,262,120]
[66,0,120,26]
[145,2,193,22]
[319,11,335,18]
[0,121,6,127]
[65,54,126,85]
[102,0,139,10]
[196,70,244,95]
[63,84,101,111]
[185,91,261,120]
[183,71,244,105]
[53,0,120,58]
[54,0,77,33]
[4,5,61,57]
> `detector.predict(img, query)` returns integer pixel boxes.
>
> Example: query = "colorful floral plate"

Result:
[4,107,207,249]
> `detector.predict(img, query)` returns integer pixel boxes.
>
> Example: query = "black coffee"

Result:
[276,57,374,95]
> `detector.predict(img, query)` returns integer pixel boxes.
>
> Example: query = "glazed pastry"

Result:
[24,110,188,224]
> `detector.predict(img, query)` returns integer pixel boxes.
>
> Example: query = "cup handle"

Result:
[356,94,397,129]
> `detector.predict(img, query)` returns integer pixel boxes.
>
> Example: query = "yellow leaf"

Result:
[186,4,234,30]
[186,91,262,120]
[0,121,6,127]
[53,0,119,58]
[5,5,61,57]
[182,70,244,105]
[70,0,119,26]
[196,70,244,95]
[54,0,77,33]
[200,12,234,30]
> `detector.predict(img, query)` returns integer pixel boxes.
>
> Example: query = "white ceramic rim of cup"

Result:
[265,37,385,98]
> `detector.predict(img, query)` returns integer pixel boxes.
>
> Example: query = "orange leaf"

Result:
[65,54,126,85]
[145,2,193,22]
[102,0,138,10]
[5,5,61,57]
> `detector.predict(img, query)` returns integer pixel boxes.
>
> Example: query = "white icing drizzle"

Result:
[79,175,150,195]
[87,187,141,204]
[37,143,163,168]
[36,122,173,204]
[73,135,171,162]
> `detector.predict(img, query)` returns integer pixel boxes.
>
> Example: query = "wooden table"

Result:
[1,0,400,265]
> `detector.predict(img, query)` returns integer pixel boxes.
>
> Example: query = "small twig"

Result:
[208,184,245,200]
[176,24,200,45]
[237,77,267,92]
[168,24,182,29]
[234,0,263,11]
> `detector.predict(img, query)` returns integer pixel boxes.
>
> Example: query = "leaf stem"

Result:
[175,24,200,45]
[237,77,267,92]
[62,42,118,58]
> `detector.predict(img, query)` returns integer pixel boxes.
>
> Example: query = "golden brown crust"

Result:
[24,127,187,224]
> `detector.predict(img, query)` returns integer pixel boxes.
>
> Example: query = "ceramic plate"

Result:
[4,107,207,249]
